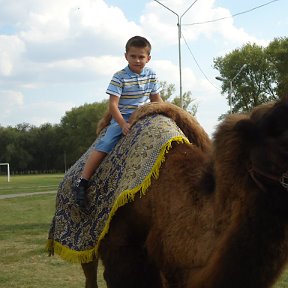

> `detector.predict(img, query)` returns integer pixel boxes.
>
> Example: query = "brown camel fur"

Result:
[83,99,288,288]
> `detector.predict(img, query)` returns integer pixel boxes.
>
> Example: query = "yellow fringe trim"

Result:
[46,135,189,263]
[46,239,95,263]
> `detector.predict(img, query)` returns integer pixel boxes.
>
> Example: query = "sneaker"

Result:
[75,185,86,209]
[74,177,88,209]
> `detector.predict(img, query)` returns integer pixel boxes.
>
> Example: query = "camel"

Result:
[49,97,288,288]
[70,99,288,287]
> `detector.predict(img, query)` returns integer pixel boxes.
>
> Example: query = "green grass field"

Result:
[0,174,63,195]
[0,174,107,288]
[0,174,287,287]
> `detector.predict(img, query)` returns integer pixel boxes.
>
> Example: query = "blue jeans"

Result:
[95,114,131,153]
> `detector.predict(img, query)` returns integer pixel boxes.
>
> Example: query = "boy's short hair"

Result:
[125,36,152,55]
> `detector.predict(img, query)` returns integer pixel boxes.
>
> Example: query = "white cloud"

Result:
[0,35,25,76]
[0,96,74,127]
[0,90,23,105]
[0,90,24,122]
[46,55,125,77]
[153,60,180,85]
[18,101,75,126]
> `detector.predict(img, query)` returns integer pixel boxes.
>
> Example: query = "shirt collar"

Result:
[125,65,146,77]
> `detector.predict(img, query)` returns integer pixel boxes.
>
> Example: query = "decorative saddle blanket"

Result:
[47,113,190,263]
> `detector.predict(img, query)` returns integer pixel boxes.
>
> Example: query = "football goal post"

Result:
[0,163,10,182]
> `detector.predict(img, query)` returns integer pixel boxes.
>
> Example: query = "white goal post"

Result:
[0,163,10,182]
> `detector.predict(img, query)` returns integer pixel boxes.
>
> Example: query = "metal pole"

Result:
[229,81,233,114]
[232,64,247,82]
[64,151,67,173]
[177,18,183,108]
[7,163,10,182]
[215,64,247,114]
[154,1,198,109]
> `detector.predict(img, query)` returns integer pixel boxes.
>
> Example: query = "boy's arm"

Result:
[109,94,131,135]
[150,93,163,103]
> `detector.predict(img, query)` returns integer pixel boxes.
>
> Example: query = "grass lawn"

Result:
[0,174,287,287]
[0,193,107,288]
[0,174,63,195]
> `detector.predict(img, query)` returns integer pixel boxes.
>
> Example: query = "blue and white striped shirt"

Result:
[106,65,161,115]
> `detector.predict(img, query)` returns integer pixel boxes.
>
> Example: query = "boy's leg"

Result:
[82,150,107,180]
[75,150,107,208]
[75,116,129,208]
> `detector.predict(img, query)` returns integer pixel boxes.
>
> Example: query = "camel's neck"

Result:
[190,186,288,288]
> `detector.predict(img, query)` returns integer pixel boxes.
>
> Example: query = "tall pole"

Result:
[154,1,198,109]
[228,80,233,114]
[177,18,182,108]
[64,151,67,173]
[215,64,247,114]
[7,163,10,182]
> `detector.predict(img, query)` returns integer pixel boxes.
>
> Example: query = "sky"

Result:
[0,0,287,136]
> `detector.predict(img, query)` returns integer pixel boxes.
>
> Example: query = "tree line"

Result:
[0,101,108,174]
[0,83,195,174]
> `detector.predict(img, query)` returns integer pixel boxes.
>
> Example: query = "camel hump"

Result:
[96,102,211,153]
[130,103,211,153]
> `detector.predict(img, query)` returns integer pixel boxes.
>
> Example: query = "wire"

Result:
[182,0,200,19]
[183,0,280,26]
[181,32,220,90]
[179,0,280,90]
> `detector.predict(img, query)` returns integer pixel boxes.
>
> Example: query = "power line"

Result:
[181,32,220,90]
[179,0,280,90]
[183,0,280,26]
[158,0,279,93]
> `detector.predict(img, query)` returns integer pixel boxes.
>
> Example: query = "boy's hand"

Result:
[121,122,131,135]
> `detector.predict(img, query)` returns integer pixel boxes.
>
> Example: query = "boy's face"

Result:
[125,46,151,74]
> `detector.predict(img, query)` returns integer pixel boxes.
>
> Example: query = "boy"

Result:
[75,36,163,208]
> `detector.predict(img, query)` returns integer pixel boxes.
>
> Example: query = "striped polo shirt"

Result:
[106,65,161,115]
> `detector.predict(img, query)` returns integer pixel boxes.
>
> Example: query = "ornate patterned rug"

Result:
[47,113,190,263]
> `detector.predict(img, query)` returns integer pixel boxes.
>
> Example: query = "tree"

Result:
[214,43,276,115]
[213,37,288,114]
[0,125,34,172]
[0,101,109,173]
[160,81,176,102]
[160,81,198,116]
[171,91,198,115]
[60,101,108,166]
[266,37,288,98]
[28,123,64,172]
